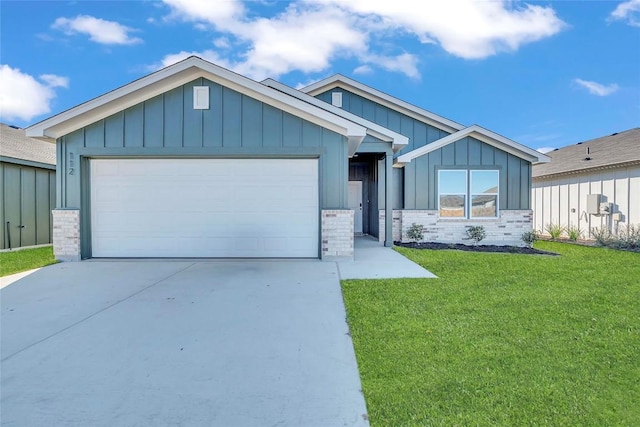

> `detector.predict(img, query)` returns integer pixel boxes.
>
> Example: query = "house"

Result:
[0,123,56,250]
[532,128,640,238]
[26,56,549,261]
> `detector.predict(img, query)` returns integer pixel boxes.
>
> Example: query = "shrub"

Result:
[521,230,539,247]
[617,224,640,249]
[406,223,424,242]
[465,225,486,246]
[567,225,583,241]
[592,227,613,247]
[544,223,565,240]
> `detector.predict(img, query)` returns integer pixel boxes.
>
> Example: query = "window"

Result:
[438,170,499,218]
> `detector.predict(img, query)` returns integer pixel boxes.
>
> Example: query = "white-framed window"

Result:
[438,169,499,218]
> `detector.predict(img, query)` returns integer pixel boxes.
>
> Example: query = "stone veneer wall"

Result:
[380,210,533,246]
[321,209,354,260]
[52,209,81,261]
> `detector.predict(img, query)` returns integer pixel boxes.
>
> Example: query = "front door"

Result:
[348,181,363,234]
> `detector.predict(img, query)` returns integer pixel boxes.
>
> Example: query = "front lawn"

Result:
[342,241,640,426]
[0,246,57,277]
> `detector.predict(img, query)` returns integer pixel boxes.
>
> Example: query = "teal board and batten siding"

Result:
[316,88,531,210]
[1,162,56,249]
[56,77,349,213]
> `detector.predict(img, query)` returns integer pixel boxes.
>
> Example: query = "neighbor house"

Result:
[1,123,56,250]
[26,56,549,261]
[532,128,640,238]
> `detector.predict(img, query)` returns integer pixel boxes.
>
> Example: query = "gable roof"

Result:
[532,128,640,179]
[0,123,56,169]
[300,74,464,134]
[395,124,551,167]
[26,56,367,146]
[261,78,408,153]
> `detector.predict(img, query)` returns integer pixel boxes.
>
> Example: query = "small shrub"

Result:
[544,223,565,240]
[406,223,424,242]
[592,227,613,247]
[567,225,583,241]
[521,230,539,247]
[465,225,486,246]
[617,224,640,249]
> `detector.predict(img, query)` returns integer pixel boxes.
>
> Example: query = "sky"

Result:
[1,0,639,153]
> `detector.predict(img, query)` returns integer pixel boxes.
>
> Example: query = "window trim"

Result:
[438,168,500,219]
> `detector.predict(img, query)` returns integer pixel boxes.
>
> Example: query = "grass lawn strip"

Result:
[342,241,640,426]
[0,246,57,277]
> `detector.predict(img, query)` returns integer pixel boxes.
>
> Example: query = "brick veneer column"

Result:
[52,209,81,261]
[321,210,354,260]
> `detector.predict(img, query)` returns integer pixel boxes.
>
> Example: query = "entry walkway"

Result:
[337,236,437,279]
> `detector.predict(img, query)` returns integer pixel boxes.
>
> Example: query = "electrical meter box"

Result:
[587,194,602,214]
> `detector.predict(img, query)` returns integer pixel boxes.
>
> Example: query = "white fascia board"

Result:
[395,125,550,167]
[26,56,366,141]
[301,74,465,134]
[262,78,408,152]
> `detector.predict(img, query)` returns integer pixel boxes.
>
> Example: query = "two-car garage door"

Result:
[90,159,319,258]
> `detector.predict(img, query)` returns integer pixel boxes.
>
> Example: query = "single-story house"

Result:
[26,56,549,261]
[532,128,640,238]
[1,123,56,250]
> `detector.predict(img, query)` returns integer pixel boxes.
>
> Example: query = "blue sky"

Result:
[1,0,638,152]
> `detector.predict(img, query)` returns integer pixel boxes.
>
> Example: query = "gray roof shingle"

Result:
[0,123,56,166]
[532,128,640,179]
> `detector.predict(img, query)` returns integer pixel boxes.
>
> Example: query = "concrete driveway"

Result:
[1,261,369,427]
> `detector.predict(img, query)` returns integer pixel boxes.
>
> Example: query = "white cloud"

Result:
[536,146,555,154]
[0,65,68,122]
[610,0,640,27]
[353,64,373,75]
[322,0,567,59]
[159,0,565,80]
[52,15,142,45]
[574,78,619,96]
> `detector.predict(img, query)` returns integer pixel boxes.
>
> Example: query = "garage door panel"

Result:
[91,159,319,257]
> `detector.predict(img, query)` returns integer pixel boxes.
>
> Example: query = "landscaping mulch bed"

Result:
[395,241,559,255]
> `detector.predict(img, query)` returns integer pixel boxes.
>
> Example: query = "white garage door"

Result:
[90,158,319,258]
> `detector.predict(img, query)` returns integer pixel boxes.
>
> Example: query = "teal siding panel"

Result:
[0,164,4,248]
[164,86,183,147]
[393,167,404,209]
[302,122,322,147]
[49,171,55,233]
[282,113,302,147]
[427,149,442,210]
[241,95,262,147]
[222,87,241,147]
[124,104,144,148]
[105,111,124,148]
[3,165,20,248]
[404,162,416,209]
[36,169,51,245]
[520,161,531,209]
[349,94,363,117]
[494,150,508,210]
[387,110,401,133]
[65,130,84,152]
[144,95,164,148]
[481,142,495,165]
[374,104,388,127]
[203,81,222,147]
[183,80,203,147]
[441,144,455,166]
[412,121,427,153]
[415,156,429,208]
[507,155,521,210]
[362,98,375,121]
[426,126,442,144]
[316,92,331,104]
[320,130,347,208]
[84,120,104,148]
[262,104,283,147]
[468,137,481,164]
[455,138,468,165]
[20,168,36,246]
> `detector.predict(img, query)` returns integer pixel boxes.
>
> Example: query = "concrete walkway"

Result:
[0,268,41,289]
[338,236,437,280]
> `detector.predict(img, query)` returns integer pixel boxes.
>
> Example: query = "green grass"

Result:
[0,246,57,277]
[342,242,640,426]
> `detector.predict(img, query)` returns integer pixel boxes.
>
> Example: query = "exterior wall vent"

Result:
[193,86,210,110]
[331,92,343,108]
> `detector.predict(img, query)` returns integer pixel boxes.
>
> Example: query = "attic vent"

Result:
[331,92,343,108]
[193,86,210,110]
[576,142,582,145]
[8,125,20,129]
[611,132,618,136]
